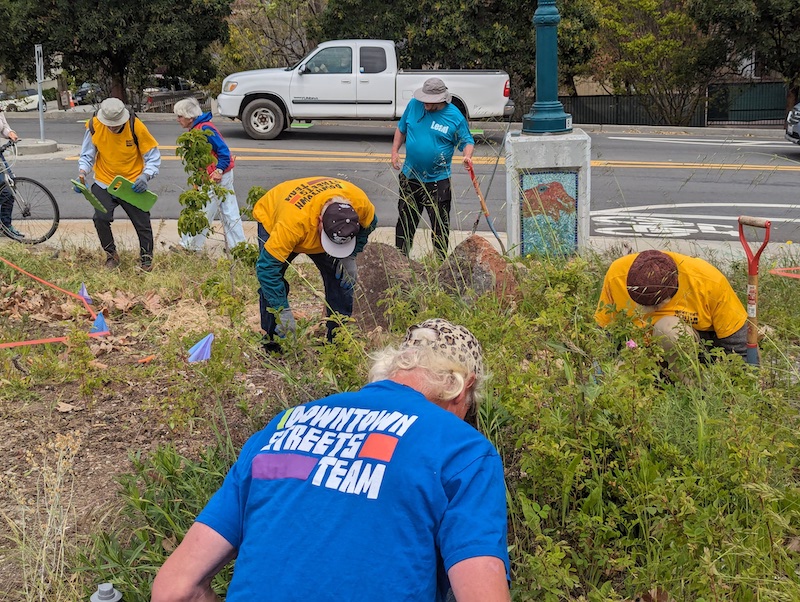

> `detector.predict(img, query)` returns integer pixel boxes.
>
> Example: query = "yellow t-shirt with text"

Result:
[252,177,376,262]
[594,251,747,338]
[88,117,159,186]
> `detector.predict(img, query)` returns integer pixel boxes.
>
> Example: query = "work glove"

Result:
[132,174,149,193]
[335,256,358,289]
[275,308,296,338]
[73,171,86,193]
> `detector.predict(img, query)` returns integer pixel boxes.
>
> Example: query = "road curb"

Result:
[16,139,58,155]
[6,220,789,269]
[12,108,786,139]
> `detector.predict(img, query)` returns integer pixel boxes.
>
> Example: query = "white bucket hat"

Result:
[413,78,452,104]
[96,98,130,127]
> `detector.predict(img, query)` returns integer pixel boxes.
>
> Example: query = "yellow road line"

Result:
[63,152,800,171]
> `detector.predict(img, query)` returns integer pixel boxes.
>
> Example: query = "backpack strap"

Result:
[194,121,235,172]
[88,109,139,149]
[128,112,139,149]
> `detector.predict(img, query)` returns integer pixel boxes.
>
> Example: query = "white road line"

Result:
[592,202,800,215]
[608,136,790,147]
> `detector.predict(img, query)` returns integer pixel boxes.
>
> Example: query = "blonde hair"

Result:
[369,345,486,409]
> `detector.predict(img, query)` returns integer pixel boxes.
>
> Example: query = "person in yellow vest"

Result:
[595,250,748,359]
[77,98,161,271]
[252,177,377,351]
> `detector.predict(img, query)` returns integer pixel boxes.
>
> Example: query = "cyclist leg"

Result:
[0,184,13,229]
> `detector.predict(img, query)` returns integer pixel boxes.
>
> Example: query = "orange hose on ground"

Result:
[0,253,108,348]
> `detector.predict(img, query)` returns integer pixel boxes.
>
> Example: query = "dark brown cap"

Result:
[626,250,679,306]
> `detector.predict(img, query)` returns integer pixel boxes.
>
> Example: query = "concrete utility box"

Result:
[505,129,591,257]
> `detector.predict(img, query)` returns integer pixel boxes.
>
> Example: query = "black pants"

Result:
[92,183,153,263]
[0,183,13,227]
[395,174,452,259]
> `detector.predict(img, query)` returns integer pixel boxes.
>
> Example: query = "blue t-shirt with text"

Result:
[399,99,474,183]
[197,380,509,601]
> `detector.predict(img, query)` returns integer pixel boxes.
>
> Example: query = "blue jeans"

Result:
[257,223,357,342]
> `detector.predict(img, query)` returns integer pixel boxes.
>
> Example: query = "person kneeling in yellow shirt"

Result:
[595,250,748,360]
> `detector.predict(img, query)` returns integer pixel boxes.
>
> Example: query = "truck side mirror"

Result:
[299,64,308,75]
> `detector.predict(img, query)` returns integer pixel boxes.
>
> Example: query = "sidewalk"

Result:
[3,219,782,268]
[12,106,789,139]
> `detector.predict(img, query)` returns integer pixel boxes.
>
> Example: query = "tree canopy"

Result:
[312,0,600,113]
[1,0,234,100]
[690,0,800,109]
[592,0,731,125]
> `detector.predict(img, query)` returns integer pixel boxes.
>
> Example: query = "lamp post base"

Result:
[522,103,573,134]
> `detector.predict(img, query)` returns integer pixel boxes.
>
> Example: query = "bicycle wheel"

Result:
[0,177,60,244]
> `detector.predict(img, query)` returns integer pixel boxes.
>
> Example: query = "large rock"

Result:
[437,235,519,306]
[353,243,424,331]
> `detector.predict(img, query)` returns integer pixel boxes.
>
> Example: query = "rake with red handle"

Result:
[466,162,506,254]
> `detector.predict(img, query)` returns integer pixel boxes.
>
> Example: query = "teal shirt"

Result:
[399,99,474,183]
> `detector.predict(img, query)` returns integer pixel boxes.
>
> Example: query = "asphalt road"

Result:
[5,110,799,242]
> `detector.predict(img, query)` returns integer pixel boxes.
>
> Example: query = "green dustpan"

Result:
[108,176,158,212]
[71,179,107,213]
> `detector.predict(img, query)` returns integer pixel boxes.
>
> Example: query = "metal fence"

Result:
[557,95,705,127]
[550,82,787,127]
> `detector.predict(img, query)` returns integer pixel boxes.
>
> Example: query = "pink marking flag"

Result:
[188,333,214,363]
[78,282,93,304]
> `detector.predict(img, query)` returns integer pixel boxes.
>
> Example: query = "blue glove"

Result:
[73,183,82,193]
[132,174,149,193]
[275,308,296,338]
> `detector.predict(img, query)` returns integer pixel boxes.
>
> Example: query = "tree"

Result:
[1,0,233,101]
[592,0,731,125]
[210,0,326,94]
[690,0,800,110]
[312,0,600,115]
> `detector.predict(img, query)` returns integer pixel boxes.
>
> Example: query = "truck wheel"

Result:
[242,99,285,140]
[6,104,18,112]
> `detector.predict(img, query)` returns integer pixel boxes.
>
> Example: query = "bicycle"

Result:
[0,139,60,244]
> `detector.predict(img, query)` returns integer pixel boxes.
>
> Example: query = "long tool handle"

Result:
[466,163,490,217]
[466,163,506,254]
[737,216,771,366]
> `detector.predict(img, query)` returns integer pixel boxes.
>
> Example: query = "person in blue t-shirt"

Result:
[391,78,475,259]
[152,318,510,602]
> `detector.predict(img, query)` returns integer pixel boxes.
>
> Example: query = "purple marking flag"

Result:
[78,283,93,304]
[188,333,214,363]
[90,313,109,334]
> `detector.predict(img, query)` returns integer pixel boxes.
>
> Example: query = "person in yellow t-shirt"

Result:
[253,177,377,351]
[595,250,748,358]
[77,98,161,271]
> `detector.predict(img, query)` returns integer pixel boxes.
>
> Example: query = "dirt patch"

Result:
[0,285,296,599]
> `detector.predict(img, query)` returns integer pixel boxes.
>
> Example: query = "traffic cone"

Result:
[69,92,75,109]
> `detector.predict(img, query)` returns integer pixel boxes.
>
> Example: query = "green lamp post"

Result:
[522,0,573,134]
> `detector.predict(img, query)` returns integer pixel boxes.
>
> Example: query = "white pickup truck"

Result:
[217,39,514,139]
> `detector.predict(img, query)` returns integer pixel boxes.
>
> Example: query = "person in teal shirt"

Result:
[391,78,474,259]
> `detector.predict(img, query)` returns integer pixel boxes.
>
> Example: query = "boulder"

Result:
[437,235,519,306]
[353,243,424,331]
